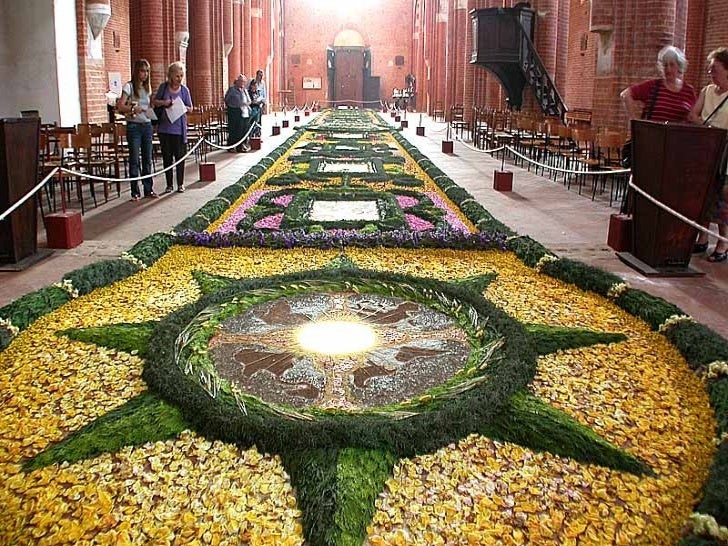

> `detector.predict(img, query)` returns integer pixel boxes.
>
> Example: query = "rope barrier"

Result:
[0,118,269,218]
[628,176,728,244]
[0,167,61,222]
[3,113,725,249]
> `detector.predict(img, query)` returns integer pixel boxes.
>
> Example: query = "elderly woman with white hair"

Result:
[621,45,697,123]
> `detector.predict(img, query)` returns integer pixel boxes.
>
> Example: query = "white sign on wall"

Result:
[108,72,122,95]
[302,77,322,90]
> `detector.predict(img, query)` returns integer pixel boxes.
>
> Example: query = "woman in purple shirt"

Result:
[153,62,193,193]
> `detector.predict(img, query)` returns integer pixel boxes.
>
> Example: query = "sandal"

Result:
[692,242,709,254]
[708,250,728,263]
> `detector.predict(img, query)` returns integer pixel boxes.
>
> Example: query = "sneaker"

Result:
[131,196,140,202]
[145,191,159,199]
[177,186,185,193]
[164,186,174,194]
[242,143,251,152]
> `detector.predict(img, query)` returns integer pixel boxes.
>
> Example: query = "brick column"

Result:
[229,0,243,79]
[684,0,707,90]
[592,0,681,128]
[555,0,569,95]
[535,0,557,75]
[129,0,166,88]
[244,0,253,74]
[174,0,189,67]
[462,0,477,118]
[189,0,213,105]
[250,0,261,73]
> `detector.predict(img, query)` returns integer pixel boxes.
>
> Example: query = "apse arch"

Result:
[332,28,366,48]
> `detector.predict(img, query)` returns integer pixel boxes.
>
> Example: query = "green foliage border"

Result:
[0,114,725,539]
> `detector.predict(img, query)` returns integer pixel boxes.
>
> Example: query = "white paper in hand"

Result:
[166,97,187,124]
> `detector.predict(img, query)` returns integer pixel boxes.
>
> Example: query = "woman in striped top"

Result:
[621,46,696,123]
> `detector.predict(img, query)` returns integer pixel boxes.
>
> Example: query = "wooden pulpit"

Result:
[0,118,40,266]
[618,120,727,276]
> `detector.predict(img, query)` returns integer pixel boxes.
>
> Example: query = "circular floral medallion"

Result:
[208,292,472,410]
[144,270,536,453]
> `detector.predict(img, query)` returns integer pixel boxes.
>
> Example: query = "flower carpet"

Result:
[0,109,727,546]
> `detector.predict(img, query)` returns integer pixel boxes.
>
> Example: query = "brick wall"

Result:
[700,0,728,88]
[564,0,596,112]
[65,0,728,130]
[104,0,131,103]
[79,0,125,123]
[284,0,413,108]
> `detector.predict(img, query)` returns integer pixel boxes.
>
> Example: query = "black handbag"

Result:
[152,83,168,126]
[621,80,662,168]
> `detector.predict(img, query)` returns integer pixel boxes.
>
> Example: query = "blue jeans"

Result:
[127,122,154,196]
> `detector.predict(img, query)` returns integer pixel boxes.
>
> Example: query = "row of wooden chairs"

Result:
[37,107,229,215]
[39,123,126,214]
[467,108,629,206]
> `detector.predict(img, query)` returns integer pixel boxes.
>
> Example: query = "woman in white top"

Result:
[116,59,157,200]
[689,48,728,262]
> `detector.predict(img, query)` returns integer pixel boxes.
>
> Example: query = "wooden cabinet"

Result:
[626,120,726,274]
[0,118,40,264]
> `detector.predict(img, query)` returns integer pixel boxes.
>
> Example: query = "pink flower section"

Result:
[254,213,283,229]
[214,190,267,234]
[396,195,419,208]
[426,192,470,233]
[405,213,434,231]
[272,194,294,207]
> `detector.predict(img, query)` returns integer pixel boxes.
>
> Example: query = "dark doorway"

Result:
[330,46,365,107]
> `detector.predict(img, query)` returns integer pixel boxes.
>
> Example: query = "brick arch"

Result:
[331,27,368,48]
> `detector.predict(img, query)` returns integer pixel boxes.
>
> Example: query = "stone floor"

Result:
[1,111,726,338]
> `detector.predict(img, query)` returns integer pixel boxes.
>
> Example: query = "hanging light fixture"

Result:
[86,2,111,40]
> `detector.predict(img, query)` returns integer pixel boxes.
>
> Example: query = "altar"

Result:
[392,88,415,111]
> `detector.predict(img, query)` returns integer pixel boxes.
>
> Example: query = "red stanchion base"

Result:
[249,137,262,151]
[294,115,300,122]
[45,211,83,249]
[199,163,216,181]
[607,214,633,252]
[416,126,425,136]
[304,110,310,116]
[390,111,396,118]
[282,120,290,128]
[493,170,513,191]
[441,140,453,154]
[400,120,408,128]
[272,126,281,136]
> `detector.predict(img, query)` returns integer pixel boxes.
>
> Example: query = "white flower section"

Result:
[0,317,19,338]
[704,361,728,380]
[309,201,380,222]
[607,282,629,299]
[534,254,559,273]
[120,252,147,270]
[319,161,373,173]
[685,513,728,541]
[52,279,79,299]
[658,314,695,333]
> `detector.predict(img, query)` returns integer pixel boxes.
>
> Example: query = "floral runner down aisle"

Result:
[0,109,726,546]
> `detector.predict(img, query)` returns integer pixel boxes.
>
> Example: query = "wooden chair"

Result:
[596,130,630,205]
[471,106,490,150]
[70,128,117,212]
[449,104,470,140]
[569,127,600,195]
[186,111,207,163]
[432,101,445,122]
